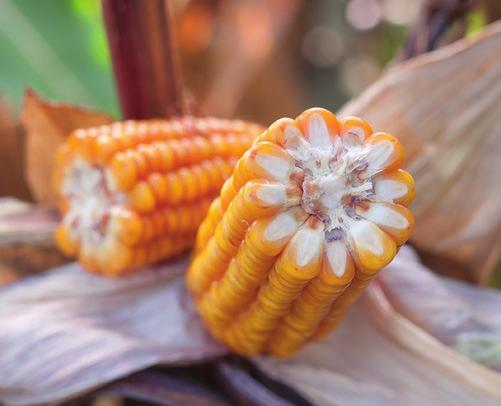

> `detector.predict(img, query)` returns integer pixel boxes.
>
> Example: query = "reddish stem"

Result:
[102,0,184,119]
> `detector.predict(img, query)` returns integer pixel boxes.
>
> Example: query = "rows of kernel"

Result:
[127,158,236,213]
[81,234,194,277]
[188,156,307,354]
[65,118,263,165]
[113,197,214,246]
[109,133,253,191]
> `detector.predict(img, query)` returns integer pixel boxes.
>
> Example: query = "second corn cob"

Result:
[187,108,415,356]
[54,117,263,276]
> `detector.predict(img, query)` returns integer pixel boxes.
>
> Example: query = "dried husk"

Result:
[0,247,501,405]
[379,246,501,365]
[3,247,501,404]
[0,262,225,405]
[0,198,65,284]
[340,21,501,284]
[21,89,113,207]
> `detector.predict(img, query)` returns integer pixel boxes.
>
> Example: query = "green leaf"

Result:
[0,0,118,116]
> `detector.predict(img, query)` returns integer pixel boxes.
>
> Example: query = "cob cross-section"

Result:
[54,117,263,276]
[187,108,415,356]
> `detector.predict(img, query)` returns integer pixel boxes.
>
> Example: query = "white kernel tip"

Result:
[255,154,292,181]
[358,203,408,230]
[325,240,348,277]
[363,140,396,177]
[349,220,384,256]
[264,210,303,241]
[374,179,408,201]
[255,184,288,205]
[308,114,331,147]
[292,226,324,267]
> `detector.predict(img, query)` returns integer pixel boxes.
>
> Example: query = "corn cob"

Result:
[187,108,415,356]
[53,117,263,276]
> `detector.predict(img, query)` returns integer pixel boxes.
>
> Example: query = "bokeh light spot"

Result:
[382,0,420,26]
[346,0,382,31]
[340,55,381,96]
[302,26,344,68]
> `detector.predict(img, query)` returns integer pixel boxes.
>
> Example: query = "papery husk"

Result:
[340,21,501,284]
[21,89,113,207]
[443,277,501,370]
[379,246,501,362]
[377,246,501,372]
[3,248,501,405]
[256,250,501,405]
[0,198,65,284]
[444,277,501,331]
[0,262,226,405]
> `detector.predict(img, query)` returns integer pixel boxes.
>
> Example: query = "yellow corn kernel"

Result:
[54,117,263,276]
[187,108,415,356]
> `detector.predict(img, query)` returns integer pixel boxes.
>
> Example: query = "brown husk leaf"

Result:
[340,21,501,284]
[21,89,113,207]
[0,100,31,200]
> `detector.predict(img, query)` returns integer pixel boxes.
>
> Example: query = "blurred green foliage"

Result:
[0,0,118,116]
[466,8,488,37]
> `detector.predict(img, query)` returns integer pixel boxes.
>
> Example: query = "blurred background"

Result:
[1,0,488,119]
[1,2,501,403]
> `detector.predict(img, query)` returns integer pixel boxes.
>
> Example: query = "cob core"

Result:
[187,108,415,356]
[54,118,263,275]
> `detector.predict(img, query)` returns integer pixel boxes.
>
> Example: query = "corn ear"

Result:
[187,108,415,356]
[54,117,263,275]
